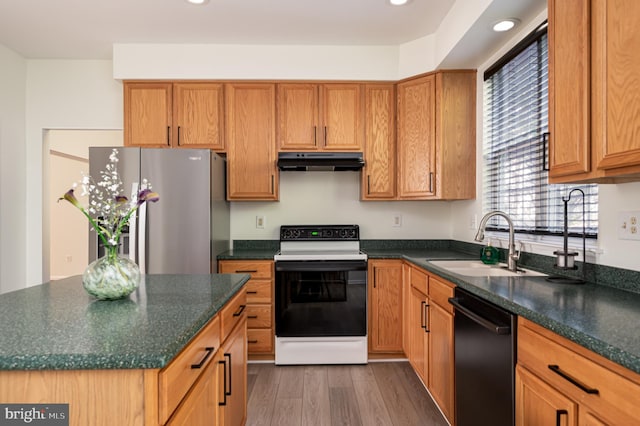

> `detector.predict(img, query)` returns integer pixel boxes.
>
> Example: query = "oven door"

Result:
[275,260,367,338]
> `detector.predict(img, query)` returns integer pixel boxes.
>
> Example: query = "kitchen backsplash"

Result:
[232,239,640,295]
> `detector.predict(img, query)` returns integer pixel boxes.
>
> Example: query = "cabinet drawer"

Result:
[245,280,272,304]
[159,315,220,424]
[429,276,454,314]
[410,267,428,295]
[518,320,640,423]
[247,328,273,353]
[219,260,273,279]
[220,289,248,341]
[246,305,272,328]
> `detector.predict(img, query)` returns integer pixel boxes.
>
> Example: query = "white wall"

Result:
[113,44,400,81]
[0,45,27,293]
[25,60,122,286]
[231,172,452,241]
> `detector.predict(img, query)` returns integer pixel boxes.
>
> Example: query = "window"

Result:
[483,22,598,238]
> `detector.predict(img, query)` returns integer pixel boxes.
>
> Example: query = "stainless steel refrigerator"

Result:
[88,147,229,274]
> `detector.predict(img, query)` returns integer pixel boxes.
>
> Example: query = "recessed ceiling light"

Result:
[187,0,209,4]
[389,0,409,6]
[492,18,520,32]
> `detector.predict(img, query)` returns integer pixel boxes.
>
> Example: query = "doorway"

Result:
[46,130,123,280]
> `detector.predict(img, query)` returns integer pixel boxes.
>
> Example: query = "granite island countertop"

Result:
[0,273,249,371]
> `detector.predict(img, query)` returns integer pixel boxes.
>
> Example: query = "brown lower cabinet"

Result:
[218,260,274,358]
[218,315,248,426]
[368,259,404,353]
[516,318,640,425]
[403,262,455,424]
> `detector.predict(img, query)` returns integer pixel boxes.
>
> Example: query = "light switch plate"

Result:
[256,215,266,229]
[618,211,640,240]
[392,214,402,227]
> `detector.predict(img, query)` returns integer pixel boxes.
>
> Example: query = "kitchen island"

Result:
[0,273,250,425]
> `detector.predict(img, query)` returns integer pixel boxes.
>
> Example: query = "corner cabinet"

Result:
[361,84,397,199]
[124,82,225,150]
[516,318,640,425]
[225,83,278,201]
[277,83,364,151]
[549,0,640,183]
[396,70,476,200]
[368,259,404,353]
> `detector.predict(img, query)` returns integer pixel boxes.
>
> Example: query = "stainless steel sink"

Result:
[428,260,547,278]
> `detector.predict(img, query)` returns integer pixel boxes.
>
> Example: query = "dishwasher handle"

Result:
[448,297,511,335]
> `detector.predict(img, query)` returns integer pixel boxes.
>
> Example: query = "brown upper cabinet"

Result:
[397,70,476,200]
[362,84,397,199]
[277,83,364,151]
[549,0,640,183]
[225,83,278,201]
[124,82,225,151]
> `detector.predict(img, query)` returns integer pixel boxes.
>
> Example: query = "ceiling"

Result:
[0,0,547,65]
[0,0,458,59]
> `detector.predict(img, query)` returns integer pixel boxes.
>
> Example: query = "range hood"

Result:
[277,152,365,171]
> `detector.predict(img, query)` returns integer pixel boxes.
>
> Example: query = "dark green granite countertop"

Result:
[0,274,249,371]
[221,240,640,374]
[217,249,278,260]
[394,250,640,375]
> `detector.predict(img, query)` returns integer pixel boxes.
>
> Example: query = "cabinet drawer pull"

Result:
[190,346,215,369]
[232,304,246,317]
[247,315,258,319]
[218,358,228,406]
[556,409,568,426]
[235,269,258,273]
[248,339,259,344]
[548,365,599,395]
[246,291,258,294]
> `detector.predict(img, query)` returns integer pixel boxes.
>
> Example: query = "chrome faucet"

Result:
[475,211,520,272]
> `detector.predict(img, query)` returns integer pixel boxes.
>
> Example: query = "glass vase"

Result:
[82,252,140,300]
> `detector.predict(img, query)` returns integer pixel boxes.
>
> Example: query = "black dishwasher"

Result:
[448,287,516,426]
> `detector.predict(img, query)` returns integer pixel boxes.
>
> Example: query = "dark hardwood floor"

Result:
[246,361,449,426]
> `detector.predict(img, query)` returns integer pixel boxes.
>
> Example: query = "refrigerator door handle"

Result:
[128,182,139,264]
[138,183,148,274]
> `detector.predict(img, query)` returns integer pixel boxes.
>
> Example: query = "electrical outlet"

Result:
[65,255,73,263]
[256,215,266,229]
[470,214,478,230]
[618,211,640,240]
[392,214,402,227]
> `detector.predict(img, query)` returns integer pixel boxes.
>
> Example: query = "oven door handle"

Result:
[275,260,368,272]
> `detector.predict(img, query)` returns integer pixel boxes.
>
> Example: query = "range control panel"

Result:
[280,225,359,241]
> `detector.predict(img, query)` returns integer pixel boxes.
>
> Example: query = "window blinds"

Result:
[483,29,598,237]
